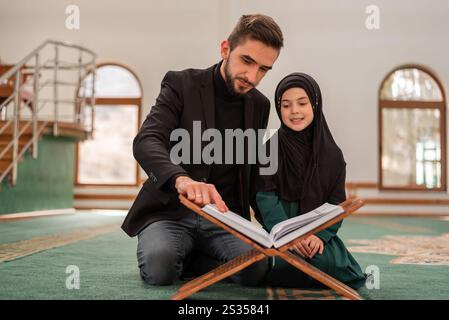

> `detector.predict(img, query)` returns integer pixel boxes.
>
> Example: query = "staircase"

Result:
[0,120,46,182]
[0,40,97,188]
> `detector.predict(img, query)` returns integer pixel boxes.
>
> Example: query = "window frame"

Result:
[74,62,142,187]
[378,64,447,191]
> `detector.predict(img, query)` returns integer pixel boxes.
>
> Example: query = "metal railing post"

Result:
[90,62,96,137]
[32,53,40,158]
[53,44,59,136]
[75,49,82,123]
[78,77,87,124]
[12,71,21,186]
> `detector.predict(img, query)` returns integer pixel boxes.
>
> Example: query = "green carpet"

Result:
[0,211,124,244]
[1,213,449,300]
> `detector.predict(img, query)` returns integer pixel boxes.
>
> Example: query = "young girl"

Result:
[256,73,366,289]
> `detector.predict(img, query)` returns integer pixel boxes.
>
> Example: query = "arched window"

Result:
[75,62,142,186]
[379,65,446,191]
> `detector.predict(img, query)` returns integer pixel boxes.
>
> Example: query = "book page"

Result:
[201,204,273,248]
[270,203,341,241]
[272,205,344,248]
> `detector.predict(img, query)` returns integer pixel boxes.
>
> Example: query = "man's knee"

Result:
[138,248,179,286]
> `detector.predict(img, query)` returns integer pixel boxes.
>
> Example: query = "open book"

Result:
[201,203,344,248]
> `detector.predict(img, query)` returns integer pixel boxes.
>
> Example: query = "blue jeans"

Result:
[137,211,268,286]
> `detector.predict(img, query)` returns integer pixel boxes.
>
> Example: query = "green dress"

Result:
[256,191,366,289]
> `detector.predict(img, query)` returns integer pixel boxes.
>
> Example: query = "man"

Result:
[122,14,283,286]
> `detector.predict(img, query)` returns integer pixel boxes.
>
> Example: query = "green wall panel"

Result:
[0,135,75,214]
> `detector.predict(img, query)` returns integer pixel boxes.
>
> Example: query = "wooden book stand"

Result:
[171,195,365,300]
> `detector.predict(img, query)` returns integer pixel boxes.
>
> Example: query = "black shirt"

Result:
[168,61,244,213]
[207,61,244,212]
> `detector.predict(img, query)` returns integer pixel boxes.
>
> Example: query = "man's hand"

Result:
[175,176,228,213]
[291,235,324,259]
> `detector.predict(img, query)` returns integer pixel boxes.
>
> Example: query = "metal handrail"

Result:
[0,79,53,114]
[0,121,32,160]
[0,119,13,136]
[0,39,97,187]
[0,121,48,185]
[0,94,14,110]
[0,40,96,84]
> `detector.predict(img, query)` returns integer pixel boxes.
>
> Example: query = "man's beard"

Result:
[223,59,252,97]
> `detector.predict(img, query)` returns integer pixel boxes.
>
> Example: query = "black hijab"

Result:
[258,73,346,213]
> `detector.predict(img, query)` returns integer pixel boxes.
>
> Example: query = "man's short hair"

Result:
[228,14,284,51]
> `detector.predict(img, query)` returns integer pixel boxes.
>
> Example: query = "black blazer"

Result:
[121,63,271,237]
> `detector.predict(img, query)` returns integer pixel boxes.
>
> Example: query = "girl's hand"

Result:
[304,235,324,258]
[291,239,312,257]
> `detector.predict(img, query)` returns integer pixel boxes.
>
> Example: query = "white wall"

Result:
[224,0,449,185]
[1,0,449,194]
